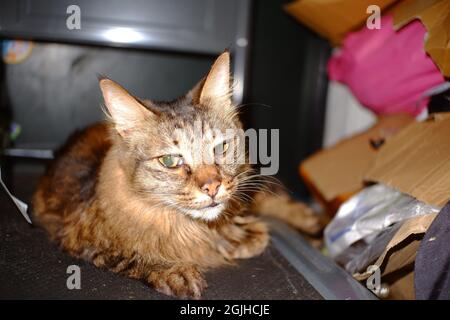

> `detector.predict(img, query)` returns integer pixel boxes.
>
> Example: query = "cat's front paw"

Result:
[148,265,207,299]
[282,201,323,235]
[219,216,269,260]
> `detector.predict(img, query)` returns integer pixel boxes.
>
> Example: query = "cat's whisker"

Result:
[237,176,283,188]
[229,193,253,204]
[234,102,274,111]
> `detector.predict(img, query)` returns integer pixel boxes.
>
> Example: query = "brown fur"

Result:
[32,52,320,299]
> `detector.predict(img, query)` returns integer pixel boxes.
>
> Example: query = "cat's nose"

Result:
[200,179,221,198]
[195,165,222,198]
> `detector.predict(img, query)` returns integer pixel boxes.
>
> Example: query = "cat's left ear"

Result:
[190,51,233,109]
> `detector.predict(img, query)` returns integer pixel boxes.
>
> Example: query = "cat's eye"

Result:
[214,141,229,155]
[158,155,183,168]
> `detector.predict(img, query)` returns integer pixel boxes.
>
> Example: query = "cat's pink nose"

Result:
[200,180,221,198]
[195,165,222,198]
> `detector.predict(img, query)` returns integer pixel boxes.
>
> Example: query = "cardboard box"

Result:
[354,112,450,299]
[284,0,397,45]
[365,113,450,208]
[300,113,414,215]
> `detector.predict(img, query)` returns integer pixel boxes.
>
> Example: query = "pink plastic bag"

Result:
[328,15,445,116]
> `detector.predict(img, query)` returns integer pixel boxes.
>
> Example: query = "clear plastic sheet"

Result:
[324,184,439,260]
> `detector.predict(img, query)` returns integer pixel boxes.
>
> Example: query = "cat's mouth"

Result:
[208,202,219,208]
[190,197,227,210]
[194,200,222,210]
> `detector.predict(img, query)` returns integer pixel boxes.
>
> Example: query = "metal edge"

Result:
[266,218,377,300]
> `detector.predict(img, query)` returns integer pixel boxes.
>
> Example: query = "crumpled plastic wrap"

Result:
[324,184,439,261]
[344,222,402,274]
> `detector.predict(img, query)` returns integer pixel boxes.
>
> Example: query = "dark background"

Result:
[247,0,330,196]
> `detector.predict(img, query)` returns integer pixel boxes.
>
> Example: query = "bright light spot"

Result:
[103,27,143,43]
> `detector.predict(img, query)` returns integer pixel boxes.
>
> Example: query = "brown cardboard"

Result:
[285,0,397,45]
[393,0,450,77]
[386,270,415,300]
[353,213,437,300]
[300,114,414,208]
[365,113,450,208]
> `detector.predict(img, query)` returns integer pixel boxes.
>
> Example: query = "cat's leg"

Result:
[217,215,269,260]
[147,264,207,299]
[249,190,323,235]
[91,251,207,299]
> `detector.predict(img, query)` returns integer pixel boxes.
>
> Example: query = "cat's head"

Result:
[99,52,249,221]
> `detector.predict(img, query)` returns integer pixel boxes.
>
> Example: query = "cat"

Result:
[32,52,322,299]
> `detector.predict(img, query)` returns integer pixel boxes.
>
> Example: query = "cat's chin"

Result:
[180,203,225,221]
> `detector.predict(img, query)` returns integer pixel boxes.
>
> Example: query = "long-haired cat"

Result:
[32,52,321,298]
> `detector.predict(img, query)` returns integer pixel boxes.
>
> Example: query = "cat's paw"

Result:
[219,216,269,260]
[250,192,324,235]
[281,202,323,235]
[148,265,207,299]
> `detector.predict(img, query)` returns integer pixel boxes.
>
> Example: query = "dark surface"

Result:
[415,201,450,300]
[0,171,322,300]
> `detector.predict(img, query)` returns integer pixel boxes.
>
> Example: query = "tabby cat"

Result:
[32,52,321,298]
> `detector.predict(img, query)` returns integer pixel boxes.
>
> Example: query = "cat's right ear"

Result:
[189,51,233,109]
[99,78,155,137]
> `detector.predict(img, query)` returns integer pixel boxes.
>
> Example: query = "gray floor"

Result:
[0,171,322,300]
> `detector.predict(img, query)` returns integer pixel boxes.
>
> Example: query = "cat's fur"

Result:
[32,52,321,298]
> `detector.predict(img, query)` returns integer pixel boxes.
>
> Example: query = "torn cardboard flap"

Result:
[285,0,449,77]
[354,213,437,280]
[353,213,437,299]
[393,0,450,77]
[365,112,450,208]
